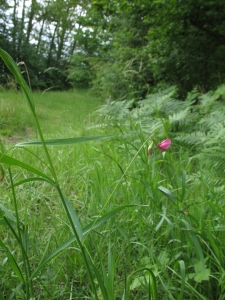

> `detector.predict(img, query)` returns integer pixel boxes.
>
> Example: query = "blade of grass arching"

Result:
[178,260,185,300]
[11,177,55,188]
[0,204,18,225]
[128,176,154,200]
[59,192,83,241]
[158,186,176,203]
[0,48,34,112]
[6,250,25,283]
[30,235,53,281]
[94,148,125,174]
[31,206,137,280]
[0,152,54,182]
[3,216,22,246]
[0,48,57,182]
[82,205,137,235]
[30,234,84,281]
[155,206,167,231]
[0,237,8,249]
[16,135,116,147]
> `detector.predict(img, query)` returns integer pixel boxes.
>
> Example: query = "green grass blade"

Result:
[88,256,108,300]
[30,235,72,281]
[158,185,176,202]
[0,204,17,224]
[0,48,58,181]
[10,177,55,188]
[60,193,83,241]
[30,206,136,282]
[107,241,116,300]
[0,238,8,249]
[7,250,25,283]
[178,260,185,300]
[0,152,54,182]
[16,135,116,147]
[83,205,137,235]
[0,48,34,111]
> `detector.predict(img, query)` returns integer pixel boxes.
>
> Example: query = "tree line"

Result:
[1,0,225,98]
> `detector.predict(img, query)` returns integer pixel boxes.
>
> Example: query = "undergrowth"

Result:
[1,48,225,299]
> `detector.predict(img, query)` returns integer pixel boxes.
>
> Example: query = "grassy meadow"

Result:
[0,90,104,139]
[1,84,225,299]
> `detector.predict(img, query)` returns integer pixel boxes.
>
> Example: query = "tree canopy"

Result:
[1,0,225,96]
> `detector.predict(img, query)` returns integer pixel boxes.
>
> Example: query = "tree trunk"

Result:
[47,24,57,66]
[17,0,26,54]
[11,0,18,54]
[26,0,36,44]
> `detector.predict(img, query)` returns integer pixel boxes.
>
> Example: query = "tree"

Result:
[147,0,225,95]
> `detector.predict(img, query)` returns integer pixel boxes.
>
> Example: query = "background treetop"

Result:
[1,0,225,96]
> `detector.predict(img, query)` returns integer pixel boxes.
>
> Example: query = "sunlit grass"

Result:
[34,90,105,137]
[0,89,105,141]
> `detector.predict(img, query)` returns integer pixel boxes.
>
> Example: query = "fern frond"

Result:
[175,132,207,147]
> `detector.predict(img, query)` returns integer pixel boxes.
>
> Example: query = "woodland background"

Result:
[1,0,225,99]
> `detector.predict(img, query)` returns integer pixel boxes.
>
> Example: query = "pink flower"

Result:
[157,138,171,151]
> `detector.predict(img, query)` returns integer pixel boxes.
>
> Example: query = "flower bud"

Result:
[148,145,153,156]
[157,138,171,151]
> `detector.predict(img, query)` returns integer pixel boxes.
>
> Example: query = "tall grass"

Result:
[0,49,158,299]
[1,49,225,300]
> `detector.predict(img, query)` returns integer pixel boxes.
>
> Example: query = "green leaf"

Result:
[11,177,54,188]
[16,135,116,147]
[130,276,144,290]
[178,260,185,300]
[0,204,17,224]
[0,152,53,182]
[7,251,24,282]
[61,193,83,241]
[0,238,8,249]
[83,205,137,235]
[189,260,210,283]
[158,185,176,202]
